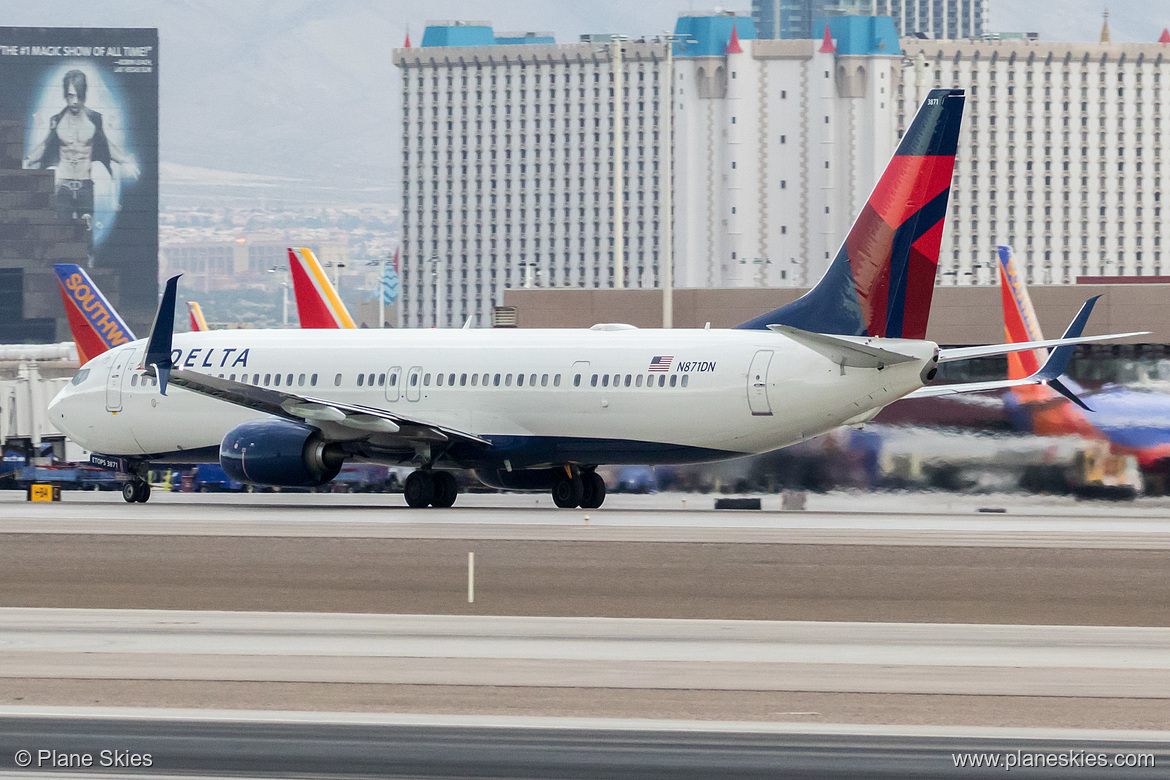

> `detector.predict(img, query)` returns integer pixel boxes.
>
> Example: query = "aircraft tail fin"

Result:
[52,264,136,364]
[186,301,209,332]
[997,245,1047,379]
[288,247,357,329]
[739,88,965,337]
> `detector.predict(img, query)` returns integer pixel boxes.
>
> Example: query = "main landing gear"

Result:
[552,468,606,509]
[404,470,458,509]
[121,478,151,504]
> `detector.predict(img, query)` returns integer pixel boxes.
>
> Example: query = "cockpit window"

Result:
[70,368,90,386]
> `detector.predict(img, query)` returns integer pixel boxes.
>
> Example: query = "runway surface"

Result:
[1,710,1165,779]
[2,491,1168,729]
[4,490,1170,548]
[3,609,1170,699]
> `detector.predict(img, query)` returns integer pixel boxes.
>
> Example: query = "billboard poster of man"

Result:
[0,27,158,335]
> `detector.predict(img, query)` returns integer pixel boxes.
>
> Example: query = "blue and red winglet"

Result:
[739,88,965,338]
[53,264,136,364]
[144,275,181,396]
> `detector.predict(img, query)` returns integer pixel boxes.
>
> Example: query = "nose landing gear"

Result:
[121,478,151,503]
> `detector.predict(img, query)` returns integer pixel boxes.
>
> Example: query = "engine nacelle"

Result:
[220,419,344,488]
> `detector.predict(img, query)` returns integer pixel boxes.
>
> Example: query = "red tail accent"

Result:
[58,279,108,364]
[287,248,341,329]
[1160,28,1170,44]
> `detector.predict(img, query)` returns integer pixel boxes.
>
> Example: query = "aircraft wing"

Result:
[142,275,487,448]
[164,367,491,448]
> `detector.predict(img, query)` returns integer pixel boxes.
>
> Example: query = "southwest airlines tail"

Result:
[186,301,209,332]
[997,245,1096,437]
[998,245,1046,379]
[739,88,965,337]
[288,247,356,329]
[53,264,136,364]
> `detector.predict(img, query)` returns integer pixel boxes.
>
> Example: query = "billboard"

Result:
[0,27,158,335]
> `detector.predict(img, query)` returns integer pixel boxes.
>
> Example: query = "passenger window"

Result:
[636,375,643,387]
[624,375,632,387]
[670,375,677,387]
[298,374,305,386]
[482,373,490,386]
[554,374,561,386]
[378,373,386,386]
[505,374,513,386]
[591,374,598,387]
[437,373,445,387]
[681,375,689,387]
[542,374,550,387]
[410,373,418,386]
[424,373,431,386]
[131,375,138,386]
[471,374,479,386]
[574,374,581,387]
[530,373,537,386]
[276,373,284,387]
[390,374,398,386]
[517,374,524,387]
[334,373,342,386]
[229,373,236,382]
[460,373,467,386]
[310,374,318,387]
[601,375,609,387]
[287,374,293,386]
[357,374,365,387]
[658,375,666,387]
[449,373,456,386]
[494,373,501,386]
[265,373,272,386]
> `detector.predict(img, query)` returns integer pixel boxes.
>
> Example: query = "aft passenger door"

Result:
[747,350,773,416]
[406,366,422,402]
[384,366,402,402]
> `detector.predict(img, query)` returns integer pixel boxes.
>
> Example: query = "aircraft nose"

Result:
[47,385,76,438]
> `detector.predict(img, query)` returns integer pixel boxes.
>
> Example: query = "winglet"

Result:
[1034,296,1099,381]
[145,275,181,396]
[1033,296,1100,411]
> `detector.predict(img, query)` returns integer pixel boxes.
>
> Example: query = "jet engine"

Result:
[220,419,344,488]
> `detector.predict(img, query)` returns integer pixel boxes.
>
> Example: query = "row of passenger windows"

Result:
[131,370,690,391]
[580,373,687,388]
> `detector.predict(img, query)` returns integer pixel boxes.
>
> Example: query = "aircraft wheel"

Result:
[579,471,606,509]
[122,481,139,503]
[136,483,151,503]
[551,473,584,508]
[431,471,458,508]
[404,471,434,508]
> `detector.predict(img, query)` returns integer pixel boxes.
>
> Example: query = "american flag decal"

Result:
[649,356,673,372]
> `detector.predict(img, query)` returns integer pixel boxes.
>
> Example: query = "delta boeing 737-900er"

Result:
[46,90,1145,508]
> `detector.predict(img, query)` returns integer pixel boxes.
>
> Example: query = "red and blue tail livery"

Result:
[739,88,964,338]
[53,264,136,364]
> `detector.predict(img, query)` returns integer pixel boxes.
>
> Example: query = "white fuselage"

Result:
[48,327,936,468]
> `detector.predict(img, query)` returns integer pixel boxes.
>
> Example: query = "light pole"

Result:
[429,254,445,328]
[611,36,627,290]
[658,34,694,327]
[267,266,289,326]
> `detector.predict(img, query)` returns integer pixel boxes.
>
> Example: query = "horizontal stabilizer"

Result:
[768,325,918,369]
[909,300,1139,406]
[937,332,1147,363]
